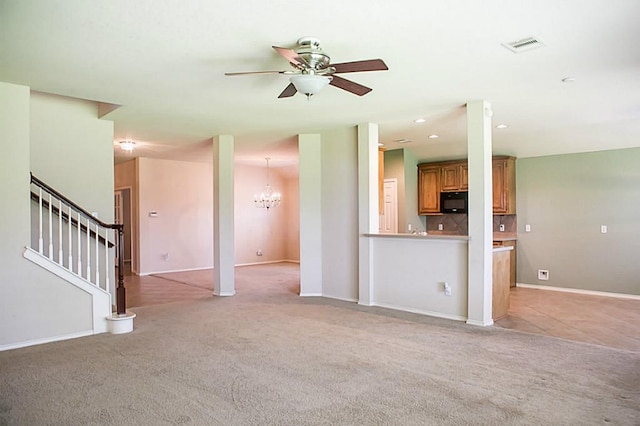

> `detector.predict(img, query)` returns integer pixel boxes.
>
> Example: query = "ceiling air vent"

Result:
[502,37,545,53]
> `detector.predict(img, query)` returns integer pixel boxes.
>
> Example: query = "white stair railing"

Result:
[30,173,127,315]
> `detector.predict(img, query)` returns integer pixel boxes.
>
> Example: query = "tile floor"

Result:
[123,264,640,353]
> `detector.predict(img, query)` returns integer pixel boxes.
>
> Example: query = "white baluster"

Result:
[95,222,100,286]
[38,188,43,254]
[104,228,110,293]
[68,206,73,269]
[58,199,63,265]
[77,212,82,275]
[48,193,53,260]
[86,217,91,281]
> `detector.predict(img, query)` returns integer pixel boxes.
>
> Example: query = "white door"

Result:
[380,179,398,234]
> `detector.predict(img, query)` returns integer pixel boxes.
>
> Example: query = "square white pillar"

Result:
[298,134,323,296]
[212,135,235,296]
[466,100,493,326]
[357,123,379,306]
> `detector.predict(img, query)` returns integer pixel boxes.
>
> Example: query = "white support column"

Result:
[298,134,323,296]
[466,100,494,326]
[357,123,379,306]
[212,135,235,296]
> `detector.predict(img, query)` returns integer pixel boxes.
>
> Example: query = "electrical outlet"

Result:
[256,249,263,256]
[601,225,607,234]
[499,224,505,232]
[162,253,169,261]
[525,224,531,232]
[538,269,549,280]
[438,224,443,231]
[443,282,451,296]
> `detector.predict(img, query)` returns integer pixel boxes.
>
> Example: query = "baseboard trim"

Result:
[466,319,494,327]
[299,292,323,297]
[140,266,213,276]
[213,291,235,297]
[371,302,467,323]
[0,330,93,352]
[516,283,640,300]
[322,294,358,303]
[235,260,300,267]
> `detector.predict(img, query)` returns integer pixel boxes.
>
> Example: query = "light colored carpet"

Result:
[1,263,638,425]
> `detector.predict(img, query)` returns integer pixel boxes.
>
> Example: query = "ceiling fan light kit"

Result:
[290,74,332,98]
[225,37,388,99]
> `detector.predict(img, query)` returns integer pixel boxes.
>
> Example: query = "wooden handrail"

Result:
[30,173,127,316]
[30,173,121,230]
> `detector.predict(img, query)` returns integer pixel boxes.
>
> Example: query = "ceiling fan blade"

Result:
[225,70,293,76]
[272,46,307,69]
[329,75,373,96]
[331,59,388,74]
[278,83,297,98]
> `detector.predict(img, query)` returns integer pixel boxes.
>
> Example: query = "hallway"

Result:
[123,265,640,352]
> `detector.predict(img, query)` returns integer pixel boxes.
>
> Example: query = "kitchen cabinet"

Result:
[418,156,515,215]
[492,156,516,214]
[417,165,441,214]
[441,162,468,192]
[492,247,512,320]
[493,239,517,287]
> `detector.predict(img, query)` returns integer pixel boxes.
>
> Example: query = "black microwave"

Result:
[440,191,468,213]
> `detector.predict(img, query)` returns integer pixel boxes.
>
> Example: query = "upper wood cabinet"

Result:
[492,156,516,214]
[418,156,516,215]
[418,165,441,214]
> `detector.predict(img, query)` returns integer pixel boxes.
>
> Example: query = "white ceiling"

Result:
[2,0,639,172]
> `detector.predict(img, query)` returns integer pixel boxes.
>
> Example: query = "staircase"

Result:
[25,173,134,334]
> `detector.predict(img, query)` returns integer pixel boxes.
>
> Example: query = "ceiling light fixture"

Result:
[496,124,508,129]
[254,157,281,210]
[290,74,332,99]
[428,134,439,139]
[561,77,576,83]
[414,118,426,124]
[119,140,135,152]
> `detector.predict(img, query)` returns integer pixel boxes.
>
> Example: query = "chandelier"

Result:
[254,157,281,210]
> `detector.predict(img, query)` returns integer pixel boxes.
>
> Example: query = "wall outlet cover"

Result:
[538,269,549,280]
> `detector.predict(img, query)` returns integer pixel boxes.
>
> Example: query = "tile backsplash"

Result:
[426,214,516,235]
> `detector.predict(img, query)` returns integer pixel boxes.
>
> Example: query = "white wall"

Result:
[137,158,214,275]
[284,175,300,262]
[372,237,468,320]
[0,84,111,349]
[321,127,359,301]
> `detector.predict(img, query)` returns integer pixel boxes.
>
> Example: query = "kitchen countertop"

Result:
[493,233,517,241]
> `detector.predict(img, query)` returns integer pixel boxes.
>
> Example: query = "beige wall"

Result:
[30,91,114,221]
[321,127,359,301]
[234,163,298,264]
[1,83,110,348]
[137,157,214,275]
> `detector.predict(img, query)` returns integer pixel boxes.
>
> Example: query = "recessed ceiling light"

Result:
[561,77,576,83]
[495,124,508,129]
[428,134,439,139]
[378,142,385,147]
[414,118,426,124]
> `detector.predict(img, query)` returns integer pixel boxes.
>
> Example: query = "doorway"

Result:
[379,178,398,234]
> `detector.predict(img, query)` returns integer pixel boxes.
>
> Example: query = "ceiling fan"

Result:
[225,37,388,99]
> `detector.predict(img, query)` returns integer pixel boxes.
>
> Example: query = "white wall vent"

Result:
[502,37,545,53]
